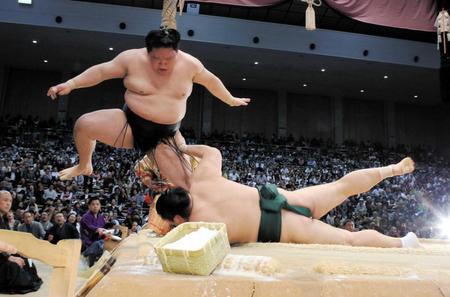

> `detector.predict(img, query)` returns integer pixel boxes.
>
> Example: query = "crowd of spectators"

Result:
[1,115,449,241]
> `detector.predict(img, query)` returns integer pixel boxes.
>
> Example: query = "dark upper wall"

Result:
[2,69,60,120]
[395,103,439,148]
[211,88,277,139]
[343,98,385,144]
[67,79,124,120]
[1,67,448,156]
[286,93,333,141]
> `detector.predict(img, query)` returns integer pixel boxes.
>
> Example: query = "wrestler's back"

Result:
[122,49,197,124]
[189,178,261,244]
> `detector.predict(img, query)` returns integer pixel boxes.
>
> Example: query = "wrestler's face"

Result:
[149,48,177,76]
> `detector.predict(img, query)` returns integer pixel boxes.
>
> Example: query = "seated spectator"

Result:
[40,211,53,234]
[71,201,82,215]
[24,197,39,214]
[387,226,400,237]
[60,187,73,202]
[43,184,57,201]
[80,197,106,267]
[132,190,145,208]
[127,200,139,216]
[0,191,12,229]
[105,199,120,214]
[14,209,24,225]
[47,212,79,244]
[67,212,81,233]
[343,219,357,232]
[18,211,45,239]
[128,220,141,235]
[7,211,19,231]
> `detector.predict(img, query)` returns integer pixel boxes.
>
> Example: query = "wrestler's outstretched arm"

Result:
[192,60,251,107]
[47,50,129,99]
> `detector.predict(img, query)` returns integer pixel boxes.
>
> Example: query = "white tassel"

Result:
[305,2,316,30]
[301,0,321,31]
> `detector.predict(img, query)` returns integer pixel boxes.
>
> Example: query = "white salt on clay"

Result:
[164,227,218,251]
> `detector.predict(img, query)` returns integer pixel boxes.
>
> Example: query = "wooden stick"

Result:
[76,256,116,297]
[75,236,125,297]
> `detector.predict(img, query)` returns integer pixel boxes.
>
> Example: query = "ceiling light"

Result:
[242,78,246,81]
[413,95,419,99]
[383,75,388,79]
[360,89,365,93]
[254,61,259,65]
[321,68,326,72]
[32,40,37,44]
[43,60,48,63]
[109,47,114,51]
[302,83,307,87]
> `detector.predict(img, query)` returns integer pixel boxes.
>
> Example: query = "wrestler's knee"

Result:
[74,113,97,135]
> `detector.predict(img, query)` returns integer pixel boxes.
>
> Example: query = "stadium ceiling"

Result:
[0,1,441,105]
[75,0,436,43]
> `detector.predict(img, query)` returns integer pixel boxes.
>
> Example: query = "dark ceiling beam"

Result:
[263,5,271,22]
[317,5,328,28]
[281,0,294,24]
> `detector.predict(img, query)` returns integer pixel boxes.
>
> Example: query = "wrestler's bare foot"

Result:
[59,164,93,180]
[392,157,415,176]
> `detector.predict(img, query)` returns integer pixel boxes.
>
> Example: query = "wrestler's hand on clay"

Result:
[47,82,72,100]
[229,97,251,107]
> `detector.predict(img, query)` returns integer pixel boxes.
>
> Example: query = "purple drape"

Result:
[192,0,437,32]
[323,0,436,32]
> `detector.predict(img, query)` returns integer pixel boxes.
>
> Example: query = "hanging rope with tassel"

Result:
[301,0,322,31]
[161,0,185,30]
[435,7,450,57]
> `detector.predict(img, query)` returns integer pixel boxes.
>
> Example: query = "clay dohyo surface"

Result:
[83,234,450,297]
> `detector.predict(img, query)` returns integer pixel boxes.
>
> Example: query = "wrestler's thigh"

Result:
[278,182,345,216]
[281,211,351,245]
[76,109,134,148]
